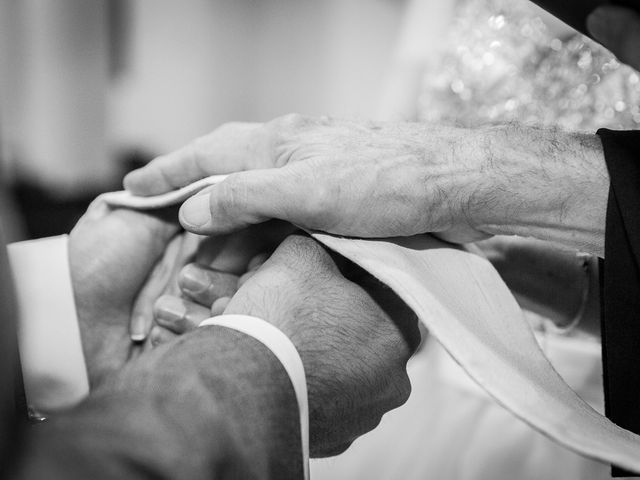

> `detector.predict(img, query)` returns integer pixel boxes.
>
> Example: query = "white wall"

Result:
[110,0,405,155]
[1,0,110,192]
[0,0,405,189]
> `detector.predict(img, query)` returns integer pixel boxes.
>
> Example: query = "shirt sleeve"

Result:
[7,235,89,413]
[597,128,640,477]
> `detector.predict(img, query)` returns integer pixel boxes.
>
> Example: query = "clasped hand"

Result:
[68,200,420,456]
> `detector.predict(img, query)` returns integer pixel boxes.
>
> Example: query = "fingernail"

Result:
[156,296,186,323]
[130,316,149,343]
[180,265,209,295]
[180,194,211,228]
[122,170,137,188]
[149,326,163,347]
[248,253,269,271]
[123,169,146,193]
[211,296,231,316]
[237,271,256,288]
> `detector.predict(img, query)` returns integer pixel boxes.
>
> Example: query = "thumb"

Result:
[587,6,640,70]
[179,168,323,234]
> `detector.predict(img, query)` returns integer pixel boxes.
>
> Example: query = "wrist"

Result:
[469,125,608,255]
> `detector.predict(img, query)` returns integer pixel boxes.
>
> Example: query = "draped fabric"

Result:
[104,169,640,474]
[310,233,640,474]
[311,336,608,480]
[598,128,640,477]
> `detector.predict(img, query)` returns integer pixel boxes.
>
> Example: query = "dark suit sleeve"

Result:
[10,328,302,480]
[597,128,640,477]
[0,232,26,476]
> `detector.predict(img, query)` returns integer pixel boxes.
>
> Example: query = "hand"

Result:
[473,236,600,334]
[68,198,180,386]
[124,115,490,243]
[588,6,640,70]
[148,221,294,345]
[125,117,608,254]
[156,233,421,456]
[151,252,267,343]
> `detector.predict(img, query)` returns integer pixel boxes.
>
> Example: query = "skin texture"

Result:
[156,233,421,457]
[68,199,180,387]
[147,221,294,344]
[124,116,609,256]
[474,236,600,335]
[68,202,418,464]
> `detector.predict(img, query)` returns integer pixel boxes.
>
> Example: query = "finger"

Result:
[123,145,210,196]
[154,295,210,334]
[178,263,239,306]
[129,234,185,341]
[433,228,492,244]
[248,252,270,271]
[211,296,231,316]
[123,122,264,196]
[224,234,340,318]
[162,233,203,299]
[198,225,271,275]
[588,6,640,70]
[149,325,179,347]
[194,222,291,275]
[179,168,327,235]
[237,270,258,289]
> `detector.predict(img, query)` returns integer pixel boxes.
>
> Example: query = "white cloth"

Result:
[8,235,89,412]
[312,335,609,480]
[103,179,640,473]
[312,233,640,473]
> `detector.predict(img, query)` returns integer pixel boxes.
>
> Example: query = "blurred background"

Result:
[0,0,405,241]
[0,2,625,478]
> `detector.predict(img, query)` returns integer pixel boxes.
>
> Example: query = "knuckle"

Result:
[156,161,179,190]
[277,234,332,272]
[149,326,165,346]
[189,136,210,165]
[266,115,325,166]
[269,113,309,131]
[301,181,340,228]
[389,371,412,408]
[215,121,256,136]
[280,233,315,250]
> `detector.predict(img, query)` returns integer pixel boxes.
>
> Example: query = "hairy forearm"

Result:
[465,125,609,256]
[474,236,601,335]
[15,329,301,480]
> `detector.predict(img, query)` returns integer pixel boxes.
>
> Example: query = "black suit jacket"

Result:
[598,129,640,477]
[0,232,301,479]
[0,228,25,475]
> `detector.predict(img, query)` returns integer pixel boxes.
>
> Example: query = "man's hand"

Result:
[68,199,180,386]
[124,116,609,254]
[147,221,295,345]
[588,6,640,70]
[124,116,490,242]
[155,233,421,457]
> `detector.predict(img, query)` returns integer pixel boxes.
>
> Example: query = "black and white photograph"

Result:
[0,0,639,478]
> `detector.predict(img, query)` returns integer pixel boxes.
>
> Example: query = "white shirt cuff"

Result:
[199,315,309,480]
[8,235,89,412]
